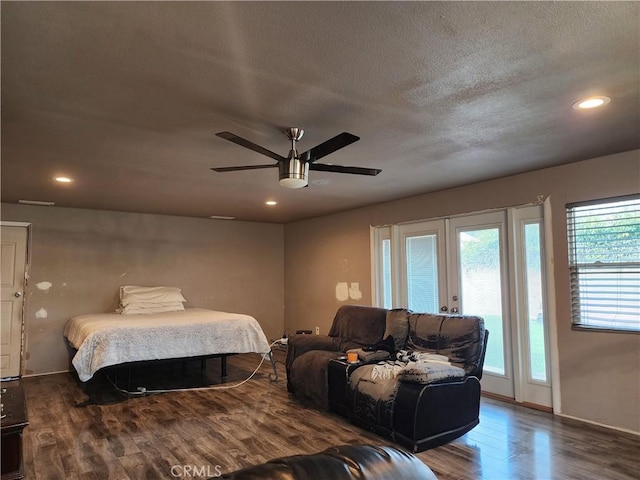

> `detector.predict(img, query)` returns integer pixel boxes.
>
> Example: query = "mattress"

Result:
[64,308,271,381]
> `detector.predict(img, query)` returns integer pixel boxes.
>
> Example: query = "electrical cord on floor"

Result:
[104,340,280,397]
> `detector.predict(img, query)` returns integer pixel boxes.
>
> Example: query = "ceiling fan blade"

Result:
[309,163,381,176]
[211,164,278,172]
[299,132,360,163]
[216,132,286,162]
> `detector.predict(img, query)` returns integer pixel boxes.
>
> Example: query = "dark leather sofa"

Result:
[220,444,437,479]
[286,305,488,452]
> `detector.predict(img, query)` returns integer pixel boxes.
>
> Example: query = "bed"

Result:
[64,308,274,383]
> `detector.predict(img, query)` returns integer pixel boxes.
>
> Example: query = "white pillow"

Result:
[117,303,185,315]
[119,286,186,306]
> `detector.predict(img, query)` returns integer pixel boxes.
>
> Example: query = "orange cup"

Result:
[347,351,358,363]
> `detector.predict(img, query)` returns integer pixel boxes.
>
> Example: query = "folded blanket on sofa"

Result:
[371,360,405,380]
[370,350,462,383]
[397,350,450,365]
[398,361,466,384]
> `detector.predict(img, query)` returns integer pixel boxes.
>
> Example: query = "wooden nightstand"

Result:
[1,380,28,480]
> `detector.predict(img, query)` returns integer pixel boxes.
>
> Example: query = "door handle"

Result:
[14,292,22,298]
[440,306,448,312]
[451,307,459,313]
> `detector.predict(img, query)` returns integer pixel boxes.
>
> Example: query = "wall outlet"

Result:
[315,326,320,335]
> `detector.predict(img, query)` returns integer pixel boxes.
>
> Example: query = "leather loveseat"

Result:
[286,305,488,452]
[220,444,437,479]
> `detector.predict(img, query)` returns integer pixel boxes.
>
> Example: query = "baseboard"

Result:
[481,392,553,413]
[482,391,639,437]
[22,369,72,378]
[555,412,640,438]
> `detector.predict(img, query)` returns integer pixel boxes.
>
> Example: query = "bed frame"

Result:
[66,340,278,396]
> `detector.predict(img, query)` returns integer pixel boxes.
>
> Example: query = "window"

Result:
[405,234,439,313]
[381,237,392,309]
[566,195,640,332]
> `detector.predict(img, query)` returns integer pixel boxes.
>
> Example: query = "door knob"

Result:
[451,307,459,313]
[440,306,448,312]
[14,292,22,298]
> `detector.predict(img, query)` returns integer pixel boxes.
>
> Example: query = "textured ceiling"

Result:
[2,2,638,223]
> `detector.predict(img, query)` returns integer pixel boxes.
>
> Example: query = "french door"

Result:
[373,206,552,407]
[448,211,515,397]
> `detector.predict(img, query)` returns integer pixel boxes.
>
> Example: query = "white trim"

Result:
[1,221,31,227]
[555,412,640,437]
[22,370,73,378]
[390,225,401,308]
[506,208,523,402]
[371,200,544,228]
[23,369,73,378]
[370,225,379,307]
[544,196,562,414]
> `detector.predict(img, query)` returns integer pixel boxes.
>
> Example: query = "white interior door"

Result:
[1,225,28,378]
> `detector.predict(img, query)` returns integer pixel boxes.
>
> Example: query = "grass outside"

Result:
[483,314,547,381]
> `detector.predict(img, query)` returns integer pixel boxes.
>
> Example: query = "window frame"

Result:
[566,194,640,334]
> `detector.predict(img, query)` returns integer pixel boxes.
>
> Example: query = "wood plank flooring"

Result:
[21,351,640,479]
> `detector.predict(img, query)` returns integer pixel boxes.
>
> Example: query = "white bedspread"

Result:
[64,308,271,381]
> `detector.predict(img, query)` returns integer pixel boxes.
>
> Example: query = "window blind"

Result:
[566,194,640,332]
[406,235,439,313]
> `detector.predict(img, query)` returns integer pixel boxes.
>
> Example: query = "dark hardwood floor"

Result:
[22,351,640,479]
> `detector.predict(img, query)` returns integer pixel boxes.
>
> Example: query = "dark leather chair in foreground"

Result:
[219,444,437,479]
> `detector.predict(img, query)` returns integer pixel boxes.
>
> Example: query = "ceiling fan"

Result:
[212,128,381,188]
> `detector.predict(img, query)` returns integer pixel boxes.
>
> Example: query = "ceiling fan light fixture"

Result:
[213,128,377,187]
[279,157,309,189]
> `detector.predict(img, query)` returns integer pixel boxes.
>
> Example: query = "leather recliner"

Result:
[219,444,437,479]
[286,305,488,452]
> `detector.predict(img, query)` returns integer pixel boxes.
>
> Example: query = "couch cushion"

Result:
[328,305,388,347]
[407,313,485,377]
[383,308,410,351]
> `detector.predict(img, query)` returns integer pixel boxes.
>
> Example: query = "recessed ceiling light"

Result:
[208,215,236,220]
[572,96,611,110]
[54,176,73,183]
[265,200,277,206]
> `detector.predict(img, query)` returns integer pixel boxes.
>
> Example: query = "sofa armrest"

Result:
[286,334,341,372]
[393,376,481,451]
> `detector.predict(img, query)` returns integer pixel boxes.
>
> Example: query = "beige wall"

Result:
[0,204,285,376]
[284,150,640,433]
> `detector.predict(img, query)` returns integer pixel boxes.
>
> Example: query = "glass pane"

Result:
[381,239,392,309]
[567,196,640,331]
[524,223,547,382]
[406,235,438,313]
[458,228,505,375]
